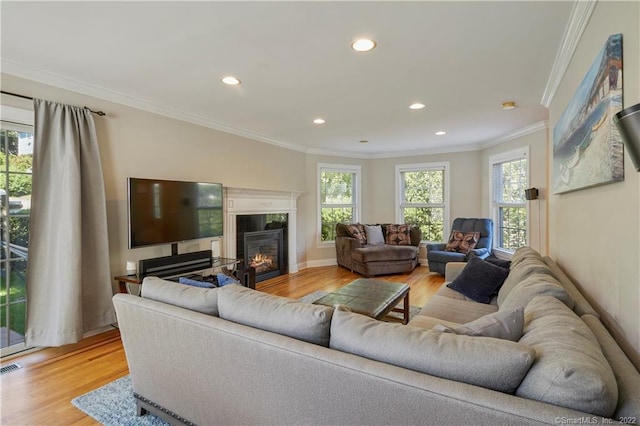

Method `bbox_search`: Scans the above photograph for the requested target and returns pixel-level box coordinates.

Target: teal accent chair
[426,218,493,275]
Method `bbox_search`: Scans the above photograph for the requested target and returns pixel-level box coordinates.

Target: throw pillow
[484,257,511,269]
[433,307,524,341]
[446,256,509,304]
[364,224,385,245]
[141,276,219,316]
[330,306,534,394]
[444,230,480,254]
[516,296,618,417]
[345,223,367,244]
[218,284,334,347]
[384,224,411,245]
[178,276,215,288]
[216,273,240,286]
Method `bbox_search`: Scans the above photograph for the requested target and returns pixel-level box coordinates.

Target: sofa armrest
[445,262,466,282]
[426,242,447,251]
[335,236,364,269]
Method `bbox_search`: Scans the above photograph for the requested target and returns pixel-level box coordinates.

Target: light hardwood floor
[0,265,444,425]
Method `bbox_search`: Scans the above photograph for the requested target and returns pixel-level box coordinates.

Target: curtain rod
[1,90,106,117]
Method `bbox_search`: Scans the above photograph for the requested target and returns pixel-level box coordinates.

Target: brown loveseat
[335,223,421,276]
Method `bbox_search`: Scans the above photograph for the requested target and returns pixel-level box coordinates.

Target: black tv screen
[128,178,223,249]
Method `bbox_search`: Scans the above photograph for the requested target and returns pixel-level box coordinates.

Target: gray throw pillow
[141,276,219,316]
[330,306,534,394]
[433,307,524,341]
[217,284,334,347]
[447,256,509,304]
[364,224,385,245]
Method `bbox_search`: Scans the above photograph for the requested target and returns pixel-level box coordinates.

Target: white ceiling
[1,1,574,158]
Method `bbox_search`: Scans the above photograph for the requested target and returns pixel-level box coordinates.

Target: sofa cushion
[418,294,498,324]
[446,257,509,304]
[517,296,618,418]
[497,257,555,306]
[384,224,411,245]
[330,307,534,393]
[217,284,333,347]
[434,307,524,341]
[445,230,479,254]
[364,225,385,245]
[509,246,544,269]
[141,276,219,316]
[345,223,367,244]
[499,274,574,312]
[351,245,417,263]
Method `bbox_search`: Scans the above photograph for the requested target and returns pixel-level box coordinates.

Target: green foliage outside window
[401,169,445,241]
[1,129,32,349]
[320,170,355,242]
[494,158,527,251]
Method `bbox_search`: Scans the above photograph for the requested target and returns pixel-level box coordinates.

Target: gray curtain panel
[25,99,115,346]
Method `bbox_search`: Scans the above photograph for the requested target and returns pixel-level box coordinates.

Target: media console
[114,253,256,294]
[138,250,213,278]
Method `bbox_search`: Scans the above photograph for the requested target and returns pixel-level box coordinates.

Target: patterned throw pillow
[345,223,367,244]
[385,224,412,245]
[444,230,480,254]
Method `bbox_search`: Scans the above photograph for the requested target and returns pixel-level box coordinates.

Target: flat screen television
[128,178,223,249]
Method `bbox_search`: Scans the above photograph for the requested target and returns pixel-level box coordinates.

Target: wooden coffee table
[313,279,410,324]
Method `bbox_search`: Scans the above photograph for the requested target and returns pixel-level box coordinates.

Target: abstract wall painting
[553,34,624,194]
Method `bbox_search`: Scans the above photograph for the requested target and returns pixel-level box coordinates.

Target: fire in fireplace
[243,229,284,282]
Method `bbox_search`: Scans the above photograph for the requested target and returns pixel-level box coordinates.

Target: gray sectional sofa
[113,247,640,425]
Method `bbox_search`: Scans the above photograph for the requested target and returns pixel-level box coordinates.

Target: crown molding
[480,121,548,150]
[1,59,308,154]
[541,0,597,107]
[2,60,550,160]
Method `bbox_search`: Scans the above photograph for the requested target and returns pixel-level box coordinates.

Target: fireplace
[236,213,288,282]
[244,229,284,281]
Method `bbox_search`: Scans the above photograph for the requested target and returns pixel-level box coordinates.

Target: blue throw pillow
[178,277,215,288]
[447,256,509,304]
[217,273,240,287]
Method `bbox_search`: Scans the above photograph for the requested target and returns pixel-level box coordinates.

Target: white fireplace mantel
[223,187,303,273]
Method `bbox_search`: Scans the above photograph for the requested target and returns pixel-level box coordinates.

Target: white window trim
[317,163,361,247]
[394,162,450,244]
[489,147,529,257]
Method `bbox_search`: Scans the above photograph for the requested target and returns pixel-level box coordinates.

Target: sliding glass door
[0,124,33,356]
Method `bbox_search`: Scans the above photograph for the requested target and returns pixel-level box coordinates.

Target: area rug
[299,290,422,321]
[71,375,169,426]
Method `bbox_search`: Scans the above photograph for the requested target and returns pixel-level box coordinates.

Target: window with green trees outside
[398,163,449,242]
[491,149,528,251]
[1,126,33,355]
[318,164,360,242]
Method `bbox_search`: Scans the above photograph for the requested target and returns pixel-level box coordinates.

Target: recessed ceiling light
[313,118,326,124]
[502,101,516,110]
[221,76,241,85]
[351,38,376,52]
[409,103,426,110]
[435,131,446,136]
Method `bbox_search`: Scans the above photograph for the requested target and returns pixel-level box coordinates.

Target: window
[396,162,449,242]
[318,164,361,243]
[490,148,528,253]
[1,117,33,356]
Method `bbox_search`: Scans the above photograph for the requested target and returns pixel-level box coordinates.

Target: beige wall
[1,74,308,286]
[548,1,640,366]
